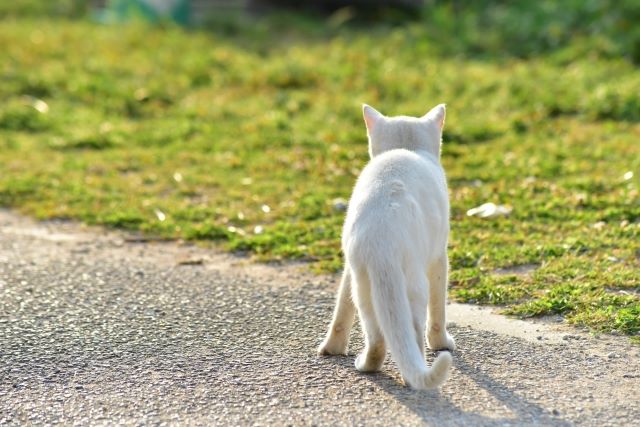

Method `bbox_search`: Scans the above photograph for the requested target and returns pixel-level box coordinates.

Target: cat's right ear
[423,104,446,130]
[363,104,383,133]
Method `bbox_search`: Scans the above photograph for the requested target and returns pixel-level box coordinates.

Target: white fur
[319,103,456,390]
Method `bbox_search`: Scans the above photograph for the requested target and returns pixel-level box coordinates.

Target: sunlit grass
[0,7,638,338]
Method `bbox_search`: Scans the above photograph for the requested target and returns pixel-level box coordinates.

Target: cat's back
[343,148,448,256]
[354,148,446,201]
[346,148,447,225]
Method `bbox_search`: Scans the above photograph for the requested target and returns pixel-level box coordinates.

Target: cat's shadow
[340,350,572,426]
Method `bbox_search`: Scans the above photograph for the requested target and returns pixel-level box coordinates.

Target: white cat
[318,103,456,389]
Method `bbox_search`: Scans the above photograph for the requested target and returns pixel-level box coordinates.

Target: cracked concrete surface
[0,209,638,426]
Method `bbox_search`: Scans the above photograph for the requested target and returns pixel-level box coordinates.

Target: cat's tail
[368,260,452,390]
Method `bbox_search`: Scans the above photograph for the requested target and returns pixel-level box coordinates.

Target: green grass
[0,1,638,338]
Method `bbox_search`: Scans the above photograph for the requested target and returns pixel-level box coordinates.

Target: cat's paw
[317,338,348,356]
[355,352,384,372]
[427,331,456,352]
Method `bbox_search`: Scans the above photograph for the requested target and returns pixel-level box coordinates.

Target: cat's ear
[363,104,383,132]
[423,104,446,130]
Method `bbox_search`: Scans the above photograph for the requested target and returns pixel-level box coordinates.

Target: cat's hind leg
[318,266,357,356]
[352,266,386,372]
[426,255,456,351]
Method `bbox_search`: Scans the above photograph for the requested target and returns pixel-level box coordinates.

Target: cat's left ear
[423,104,446,130]
[363,104,384,132]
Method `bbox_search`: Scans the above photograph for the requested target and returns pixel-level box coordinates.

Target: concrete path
[1,210,638,426]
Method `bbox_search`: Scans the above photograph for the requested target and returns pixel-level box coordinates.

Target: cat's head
[362,104,446,159]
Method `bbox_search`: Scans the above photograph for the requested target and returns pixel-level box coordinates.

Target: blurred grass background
[0,0,638,339]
